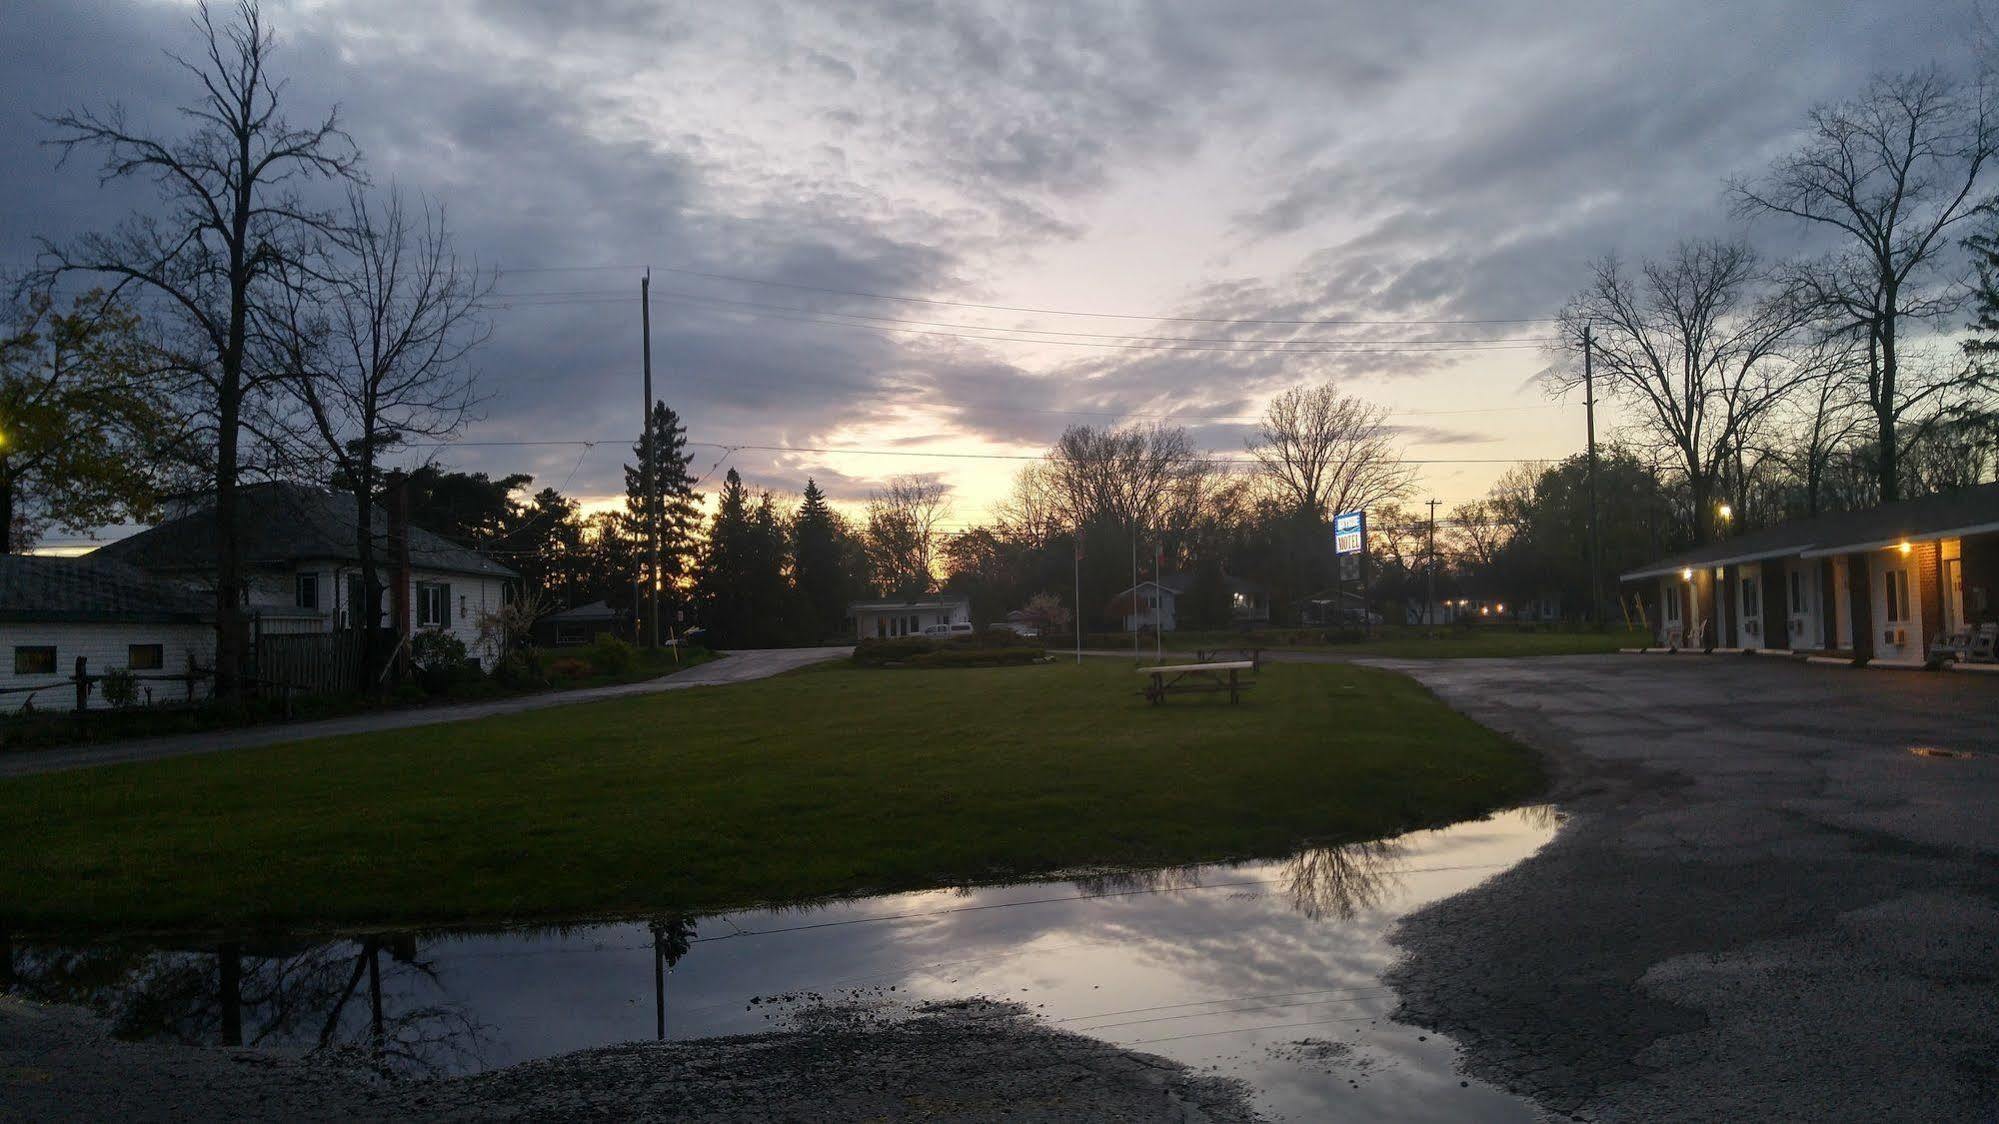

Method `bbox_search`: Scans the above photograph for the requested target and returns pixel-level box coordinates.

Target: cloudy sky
[1,0,1983,534]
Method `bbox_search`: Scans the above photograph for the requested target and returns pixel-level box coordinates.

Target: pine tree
[697,469,754,643]
[792,479,847,639]
[623,400,702,592]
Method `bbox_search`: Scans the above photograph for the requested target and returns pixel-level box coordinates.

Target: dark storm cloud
[1,0,1981,510]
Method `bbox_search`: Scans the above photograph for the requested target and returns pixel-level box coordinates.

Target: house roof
[0,554,209,624]
[843,592,967,608]
[545,600,622,622]
[1118,572,1266,598]
[93,482,517,581]
[1621,480,1999,581]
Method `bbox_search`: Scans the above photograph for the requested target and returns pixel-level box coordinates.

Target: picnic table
[1194,646,1264,671]
[1138,660,1255,705]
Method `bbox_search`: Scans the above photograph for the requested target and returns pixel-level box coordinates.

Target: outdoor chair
[1930,628,1974,664]
[1970,623,1999,664]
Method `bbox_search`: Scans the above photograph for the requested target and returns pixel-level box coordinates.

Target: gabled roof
[1119,572,1267,597]
[93,482,517,580]
[0,555,209,623]
[545,600,622,622]
[1621,480,1999,581]
[848,594,971,611]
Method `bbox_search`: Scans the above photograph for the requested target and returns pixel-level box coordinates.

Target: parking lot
[1375,654,1999,1122]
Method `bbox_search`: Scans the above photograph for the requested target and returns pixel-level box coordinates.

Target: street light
[1717,503,1733,522]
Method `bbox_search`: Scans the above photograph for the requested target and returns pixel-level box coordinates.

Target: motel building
[1620,481,1999,669]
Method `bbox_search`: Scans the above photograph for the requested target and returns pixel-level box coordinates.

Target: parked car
[989,620,1040,637]
[921,622,977,637]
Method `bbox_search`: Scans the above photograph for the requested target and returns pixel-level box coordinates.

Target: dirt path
[0,647,851,779]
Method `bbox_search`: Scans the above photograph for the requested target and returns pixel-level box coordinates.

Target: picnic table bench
[1138,660,1255,705]
[1194,646,1264,671]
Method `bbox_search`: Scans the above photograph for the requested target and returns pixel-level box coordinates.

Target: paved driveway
[0,647,852,779]
[1373,654,1999,1122]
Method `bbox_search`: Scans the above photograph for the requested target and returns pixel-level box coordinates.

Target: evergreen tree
[697,469,756,644]
[623,400,702,592]
[792,479,848,640]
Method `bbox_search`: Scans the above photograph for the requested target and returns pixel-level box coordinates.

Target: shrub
[906,646,1046,668]
[587,634,638,676]
[492,651,543,689]
[546,657,592,680]
[1321,627,1368,645]
[101,667,139,709]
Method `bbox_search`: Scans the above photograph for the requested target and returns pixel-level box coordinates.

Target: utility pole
[1426,498,1439,634]
[642,270,660,649]
[1130,524,1139,661]
[1583,322,1604,628]
[1073,534,1083,665]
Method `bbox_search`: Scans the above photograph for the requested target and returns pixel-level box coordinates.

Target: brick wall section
[2,623,215,711]
[1916,541,1944,652]
[1761,559,1789,649]
[1848,553,1875,662]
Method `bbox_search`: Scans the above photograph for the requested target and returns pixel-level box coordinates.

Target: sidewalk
[0,646,852,779]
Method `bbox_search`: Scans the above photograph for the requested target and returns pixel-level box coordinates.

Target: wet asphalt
[1370,654,1999,1123]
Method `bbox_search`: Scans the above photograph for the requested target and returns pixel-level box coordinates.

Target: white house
[2,555,217,712]
[92,483,518,669]
[1113,572,1271,632]
[850,595,973,639]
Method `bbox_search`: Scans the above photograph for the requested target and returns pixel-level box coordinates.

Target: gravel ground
[0,995,1255,1122]
[1373,655,1999,1123]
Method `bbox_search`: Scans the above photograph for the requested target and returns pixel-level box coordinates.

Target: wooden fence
[253,631,367,697]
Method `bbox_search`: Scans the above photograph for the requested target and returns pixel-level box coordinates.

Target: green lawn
[0,659,1543,934]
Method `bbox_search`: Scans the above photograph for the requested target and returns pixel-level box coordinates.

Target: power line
[492,285,1558,348]
[495,292,1556,356]
[494,262,1560,326]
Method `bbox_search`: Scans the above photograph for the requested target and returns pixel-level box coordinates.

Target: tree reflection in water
[1068,837,1404,923]
[4,935,489,1076]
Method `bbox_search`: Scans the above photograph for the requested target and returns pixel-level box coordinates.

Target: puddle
[2,806,1560,1121]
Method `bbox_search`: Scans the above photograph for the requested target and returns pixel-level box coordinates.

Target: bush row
[853,630,1047,668]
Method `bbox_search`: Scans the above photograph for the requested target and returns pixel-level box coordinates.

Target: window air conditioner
[1744,619,1760,636]
[1788,618,1802,633]
[1882,628,1906,646]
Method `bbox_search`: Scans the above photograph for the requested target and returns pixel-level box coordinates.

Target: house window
[13,646,56,675]
[1741,577,1759,618]
[1664,585,1682,620]
[1884,569,1911,623]
[556,623,588,646]
[128,644,164,671]
[416,582,449,628]
[1789,571,1805,615]
[296,572,320,610]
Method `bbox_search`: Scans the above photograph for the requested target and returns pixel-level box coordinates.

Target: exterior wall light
[1681,568,1693,581]
[1718,503,1733,521]
[1898,541,1913,555]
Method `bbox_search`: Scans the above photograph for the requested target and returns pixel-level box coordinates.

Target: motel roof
[1622,480,1999,581]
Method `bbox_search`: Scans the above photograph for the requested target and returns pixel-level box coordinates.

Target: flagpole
[1074,530,1083,666]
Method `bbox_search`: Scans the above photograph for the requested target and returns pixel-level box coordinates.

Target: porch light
[1681,568,1692,581]
[1898,541,1912,555]
[1496,603,1506,613]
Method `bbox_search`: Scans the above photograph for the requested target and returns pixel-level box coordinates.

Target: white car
[922,622,977,637]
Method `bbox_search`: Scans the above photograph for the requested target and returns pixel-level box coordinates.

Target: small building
[93,482,518,669]
[850,594,973,639]
[1112,572,1271,632]
[533,600,629,647]
[1,554,216,711]
[1621,482,1999,667]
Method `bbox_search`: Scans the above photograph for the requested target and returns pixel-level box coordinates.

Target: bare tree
[37,0,363,694]
[1554,243,1817,544]
[267,187,491,682]
[1767,341,1871,517]
[1044,423,1198,530]
[1247,383,1414,521]
[864,475,951,595]
[1732,67,1999,501]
